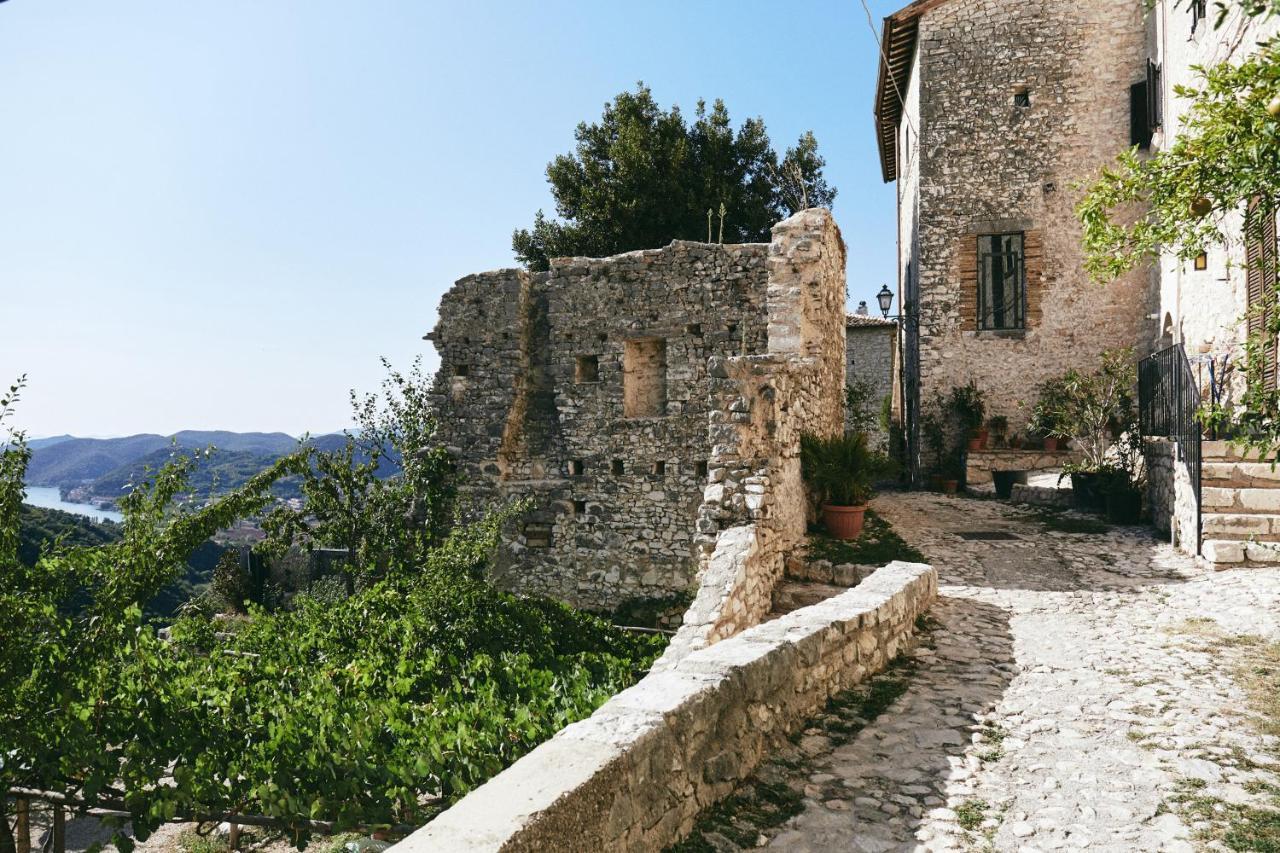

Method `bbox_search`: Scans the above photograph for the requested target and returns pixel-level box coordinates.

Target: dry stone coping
[393,560,937,853]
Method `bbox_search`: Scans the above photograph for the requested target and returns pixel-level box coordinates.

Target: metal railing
[1139,344,1202,553]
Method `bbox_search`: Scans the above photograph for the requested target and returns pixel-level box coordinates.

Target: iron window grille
[977,233,1027,331]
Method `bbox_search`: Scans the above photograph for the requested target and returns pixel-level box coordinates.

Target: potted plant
[1101,415,1145,524]
[922,404,948,491]
[1007,432,1025,450]
[1028,377,1070,452]
[938,454,964,495]
[801,431,894,539]
[987,415,1009,448]
[949,382,987,450]
[991,469,1028,500]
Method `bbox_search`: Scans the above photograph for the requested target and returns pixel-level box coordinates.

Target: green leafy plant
[986,415,1009,445]
[844,379,879,435]
[1028,349,1136,471]
[948,382,986,437]
[800,432,894,507]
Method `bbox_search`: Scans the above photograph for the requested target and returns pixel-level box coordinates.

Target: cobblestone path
[763,492,1280,852]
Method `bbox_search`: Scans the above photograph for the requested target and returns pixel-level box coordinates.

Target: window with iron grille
[977,233,1026,331]
[1190,0,1207,33]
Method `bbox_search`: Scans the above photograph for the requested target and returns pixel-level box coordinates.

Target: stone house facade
[875,0,1157,481]
[844,314,897,449]
[426,210,846,613]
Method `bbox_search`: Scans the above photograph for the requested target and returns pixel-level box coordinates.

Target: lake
[23,485,124,524]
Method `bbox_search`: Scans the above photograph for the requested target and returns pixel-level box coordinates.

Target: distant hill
[25,430,400,503]
[29,434,75,450]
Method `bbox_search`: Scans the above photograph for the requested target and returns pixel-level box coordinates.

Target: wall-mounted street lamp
[876,284,895,318]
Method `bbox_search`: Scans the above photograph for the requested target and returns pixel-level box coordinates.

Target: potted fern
[801,432,893,539]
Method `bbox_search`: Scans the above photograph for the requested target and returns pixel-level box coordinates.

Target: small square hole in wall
[611,459,625,475]
[454,364,470,377]
[1194,252,1208,271]
[652,461,666,476]
[569,460,585,476]
[727,322,738,337]
[686,323,703,337]
[523,522,552,548]
[573,499,587,515]
[575,355,599,383]
[695,460,708,478]
[1014,88,1031,108]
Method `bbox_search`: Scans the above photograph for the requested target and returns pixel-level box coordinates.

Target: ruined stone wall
[394,561,938,853]
[658,209,848,664]
[429,213,846,613]
[911,0,1156,434]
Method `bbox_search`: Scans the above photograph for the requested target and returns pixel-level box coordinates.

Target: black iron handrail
[1138,344,1202,554]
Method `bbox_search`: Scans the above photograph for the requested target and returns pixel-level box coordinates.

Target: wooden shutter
[1024,230,1043,328]
[1130,82,1151,149]
[958,237,978,331]
[1246,197,1278,391]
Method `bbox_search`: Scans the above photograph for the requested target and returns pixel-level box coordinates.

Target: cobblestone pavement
[766,492,1280,853]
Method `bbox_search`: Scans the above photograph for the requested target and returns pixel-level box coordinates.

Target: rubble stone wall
[846,319,897,449]
[428,210,844,613]
[394,561,938,853]
[910,0,1156,433]
[1147,438,1199,554]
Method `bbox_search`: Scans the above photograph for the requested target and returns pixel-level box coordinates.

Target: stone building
[875,0,1156,481]
[426,210,847,612]
[844,314,897,447]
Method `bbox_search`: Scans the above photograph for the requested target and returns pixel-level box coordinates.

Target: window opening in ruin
[977,233,1026,331]
[1194,252,1208,271]
[575,355,599,383]
[569,459,585,476]
[611,459,625,475]
[695,461,708,478]
[454,364,470,377]
[686,323,702,337]
[523,522,552,548]
[1013,88,1031,108]
[623,339,667,418]
[652,461,666,476]
[573,499,587,515]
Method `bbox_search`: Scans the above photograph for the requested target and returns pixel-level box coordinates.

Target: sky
[0,0,903,438]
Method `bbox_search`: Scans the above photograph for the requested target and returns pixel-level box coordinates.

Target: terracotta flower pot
[967,437,985,452]
[822,503,868,540]
[1043,437,1061,452]
[941,479,959,495]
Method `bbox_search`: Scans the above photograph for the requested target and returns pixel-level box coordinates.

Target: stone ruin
[427,209,848,616]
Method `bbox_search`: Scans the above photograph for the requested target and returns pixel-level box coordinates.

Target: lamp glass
[876,286,894,317]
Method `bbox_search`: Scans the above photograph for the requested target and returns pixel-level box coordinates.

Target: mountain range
[24,430,394,503]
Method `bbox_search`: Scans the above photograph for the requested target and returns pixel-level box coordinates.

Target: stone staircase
[1200,440,1280,566]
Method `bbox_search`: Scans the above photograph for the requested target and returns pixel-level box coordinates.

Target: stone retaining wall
[1148,437,1199,553]
[394,561,938,853]
[964,448,1081,486]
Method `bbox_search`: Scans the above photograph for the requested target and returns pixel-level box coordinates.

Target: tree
[512,84,837,270]
[1077,2,1279,450]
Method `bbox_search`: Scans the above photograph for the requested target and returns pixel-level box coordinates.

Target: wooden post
[51,806,63,853]
[228,823,241,851]
[13,800,29,853]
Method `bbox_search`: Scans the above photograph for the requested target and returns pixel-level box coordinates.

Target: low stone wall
[394,561,937,853]
[965,448,1081,485]
[1148,437,1199,554]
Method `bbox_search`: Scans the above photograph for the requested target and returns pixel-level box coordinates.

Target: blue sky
[1,0,901,438]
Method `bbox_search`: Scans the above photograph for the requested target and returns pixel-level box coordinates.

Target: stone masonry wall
[1147,438,1198,553]
[910,0,1156,435]
[846,318,897,449]
[394,561,938,853]
[429,210,843,613]
[658,209,848,665]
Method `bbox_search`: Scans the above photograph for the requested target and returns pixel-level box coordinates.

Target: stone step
[1201,511,1280,540]
[1201,538,1280,565]
[1202,485,1280,512]
[1202,440,1275,462]
[1201,461,1280,487]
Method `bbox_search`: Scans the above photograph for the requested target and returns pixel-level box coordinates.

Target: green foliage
[844,379,879,435]
[800,432,894,507]
[1027,349,1136,472]
[1078,26,1280,454]
[805,510,925,566]
[17,503,120,566]
[0,372,664,848]
[512,84,836,270]
[948,382,986,436]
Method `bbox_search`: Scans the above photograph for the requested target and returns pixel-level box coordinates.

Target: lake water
[23,486,124,524]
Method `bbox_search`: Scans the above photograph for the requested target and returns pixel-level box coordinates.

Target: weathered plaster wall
[393,561,938,853]
[1151,4,1279,402]
[910,0,1156,433]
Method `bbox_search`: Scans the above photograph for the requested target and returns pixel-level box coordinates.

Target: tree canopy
[512,84,836,270]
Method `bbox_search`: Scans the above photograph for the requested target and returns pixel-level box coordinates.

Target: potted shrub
[938,454,964,495]
[922,404,948,491]
[801,431,893,539]
[1028,377,1070,452]
[1046,349,1138,513]
[987,415,1009,448]
[1007,432,1025,450]
[1101,417,1145,524]
[949,382,987,450]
